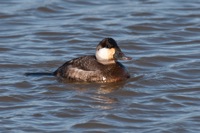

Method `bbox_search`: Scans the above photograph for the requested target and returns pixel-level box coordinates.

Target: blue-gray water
[0,0,200,132]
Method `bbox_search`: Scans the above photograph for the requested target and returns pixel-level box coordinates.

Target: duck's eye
[105,44,110,48]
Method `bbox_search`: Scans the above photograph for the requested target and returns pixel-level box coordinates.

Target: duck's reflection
[60,81,126,110]
[96,81,126,94]
[58,76,142,110]
[62,80,127,94]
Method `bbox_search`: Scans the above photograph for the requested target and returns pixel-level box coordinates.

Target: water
[0,0,200,132]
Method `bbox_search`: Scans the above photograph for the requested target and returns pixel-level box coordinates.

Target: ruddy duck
[54,38,132,83]
[25,38,132,83]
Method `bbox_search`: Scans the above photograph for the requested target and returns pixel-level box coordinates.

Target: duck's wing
[54,56,104,82]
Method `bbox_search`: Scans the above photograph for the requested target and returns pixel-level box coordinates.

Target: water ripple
[1,0,200,132]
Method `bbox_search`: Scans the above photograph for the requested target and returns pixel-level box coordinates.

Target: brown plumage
[54,55,130,83]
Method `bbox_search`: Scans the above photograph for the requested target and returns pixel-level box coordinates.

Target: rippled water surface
[1,0,200,132]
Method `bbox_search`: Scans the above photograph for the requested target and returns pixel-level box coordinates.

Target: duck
[53,38,132,83]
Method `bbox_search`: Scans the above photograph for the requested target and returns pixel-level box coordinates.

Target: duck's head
[95,38,132,64]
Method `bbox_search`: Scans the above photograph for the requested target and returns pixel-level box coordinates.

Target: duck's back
[54,55,130,83]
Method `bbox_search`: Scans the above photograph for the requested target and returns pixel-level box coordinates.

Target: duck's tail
[25,72,54,76]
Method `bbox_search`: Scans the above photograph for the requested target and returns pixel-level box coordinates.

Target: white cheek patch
[96,48,111,60]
